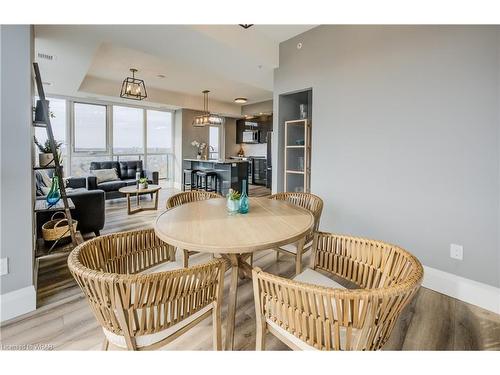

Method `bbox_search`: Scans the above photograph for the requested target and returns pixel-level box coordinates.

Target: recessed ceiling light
[157,74,166,78]
[234,97,248,104]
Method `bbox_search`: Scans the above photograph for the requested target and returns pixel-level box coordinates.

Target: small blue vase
[239,179,249,214]
[46,176,61,206]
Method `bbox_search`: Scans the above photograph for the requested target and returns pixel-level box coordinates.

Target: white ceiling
[34,25,316,112]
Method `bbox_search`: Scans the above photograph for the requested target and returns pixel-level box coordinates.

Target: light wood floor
[1,182,499,350]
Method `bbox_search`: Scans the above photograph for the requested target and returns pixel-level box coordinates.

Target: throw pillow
[40,170,52,187]
[35,170,53,196]
[92,168,119,184]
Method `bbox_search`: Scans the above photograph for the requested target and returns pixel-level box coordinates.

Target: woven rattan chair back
[268,192,323,244]
[166,191,222,209]
[68,228,225,350]
[252,231,423,350]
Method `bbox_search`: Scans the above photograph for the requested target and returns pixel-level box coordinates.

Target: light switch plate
[0,258,8,276]
[450,244,463,261]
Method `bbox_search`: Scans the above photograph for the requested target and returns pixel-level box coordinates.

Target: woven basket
[42,211,78,241]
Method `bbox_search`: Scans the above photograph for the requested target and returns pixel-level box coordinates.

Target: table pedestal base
[221,253,257,351]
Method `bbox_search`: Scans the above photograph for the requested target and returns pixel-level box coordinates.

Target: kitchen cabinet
[236,115,273,144]
[252,157,267,185]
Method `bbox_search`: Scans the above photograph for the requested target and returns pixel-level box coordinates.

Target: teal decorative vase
[46,176,61,206]
[239,179,249,214]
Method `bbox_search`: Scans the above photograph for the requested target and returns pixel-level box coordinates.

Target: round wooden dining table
[154,197,314,350]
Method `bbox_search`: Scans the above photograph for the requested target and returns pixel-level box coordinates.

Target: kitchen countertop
[229,156,266,160]
[184,158,248,164]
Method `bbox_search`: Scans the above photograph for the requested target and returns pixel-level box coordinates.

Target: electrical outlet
[450,244,463,261]
[0,258,8,276]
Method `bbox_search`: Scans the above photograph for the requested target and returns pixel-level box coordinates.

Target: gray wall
[0,25,34,294]
[224,117,240,158]
[181,109,209,159]
[274,25,500,287]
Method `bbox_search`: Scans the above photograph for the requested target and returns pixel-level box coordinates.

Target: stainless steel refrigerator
[266,131,273,189]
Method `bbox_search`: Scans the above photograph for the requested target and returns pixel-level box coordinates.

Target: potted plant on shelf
[138,177,148,190]
[34,137,63,167]
[226,188,240,215]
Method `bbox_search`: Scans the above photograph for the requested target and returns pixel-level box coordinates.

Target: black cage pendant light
[193,90,224,127]
[120,68,147,100]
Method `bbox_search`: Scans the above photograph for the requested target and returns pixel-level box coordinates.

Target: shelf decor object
[46,175,61,206]
[34,136,62,168]
[41,212,78,242]
[192,90,224,127]
[34,99,49,122]
[284,119,311,193]
[120,68,147,100]
[239,179,249,214]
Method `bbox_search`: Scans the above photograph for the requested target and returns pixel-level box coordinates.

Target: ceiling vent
[37,52,55,61]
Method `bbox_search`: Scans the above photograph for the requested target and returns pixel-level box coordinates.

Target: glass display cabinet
[284,119,310,193]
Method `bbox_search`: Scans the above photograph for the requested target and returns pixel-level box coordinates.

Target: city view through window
[37,97,173,179]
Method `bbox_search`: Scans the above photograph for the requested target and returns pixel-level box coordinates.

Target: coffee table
[118,184,161,215]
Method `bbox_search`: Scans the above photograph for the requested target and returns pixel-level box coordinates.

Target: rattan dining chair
[166,191,223,267]
[268,192,323,275]
[68,228,226,351]
[252,231,423,350]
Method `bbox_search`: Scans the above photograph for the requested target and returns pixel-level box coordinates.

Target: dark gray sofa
[35,171,105,236]
[87,160,159,200]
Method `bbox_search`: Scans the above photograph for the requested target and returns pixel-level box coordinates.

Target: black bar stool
[182,169,198,191]
[196,170,218,193]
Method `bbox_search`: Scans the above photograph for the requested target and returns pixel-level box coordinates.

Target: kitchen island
[183,159,249,196]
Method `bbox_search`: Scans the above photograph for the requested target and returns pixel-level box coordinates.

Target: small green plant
[227,188,241,201]
[34,136,63,154]
[139,177,148,184]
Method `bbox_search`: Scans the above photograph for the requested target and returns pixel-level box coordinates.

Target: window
[113,106,144,154]
[68,100,174,180]
[147,110,172,153]
[209,126,220,160]
[74,103,107,151]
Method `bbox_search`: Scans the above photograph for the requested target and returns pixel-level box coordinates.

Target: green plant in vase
[138,177,148,189]
[226,188,240,215]
[34,136,63,167]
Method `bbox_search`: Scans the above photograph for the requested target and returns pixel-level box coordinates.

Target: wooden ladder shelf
[32,62,81,249]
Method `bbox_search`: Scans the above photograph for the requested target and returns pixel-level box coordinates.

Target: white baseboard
[0,285,36,322]
[422,266,500,314]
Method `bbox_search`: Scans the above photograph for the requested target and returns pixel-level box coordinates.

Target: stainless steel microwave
[242,130,259,143]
